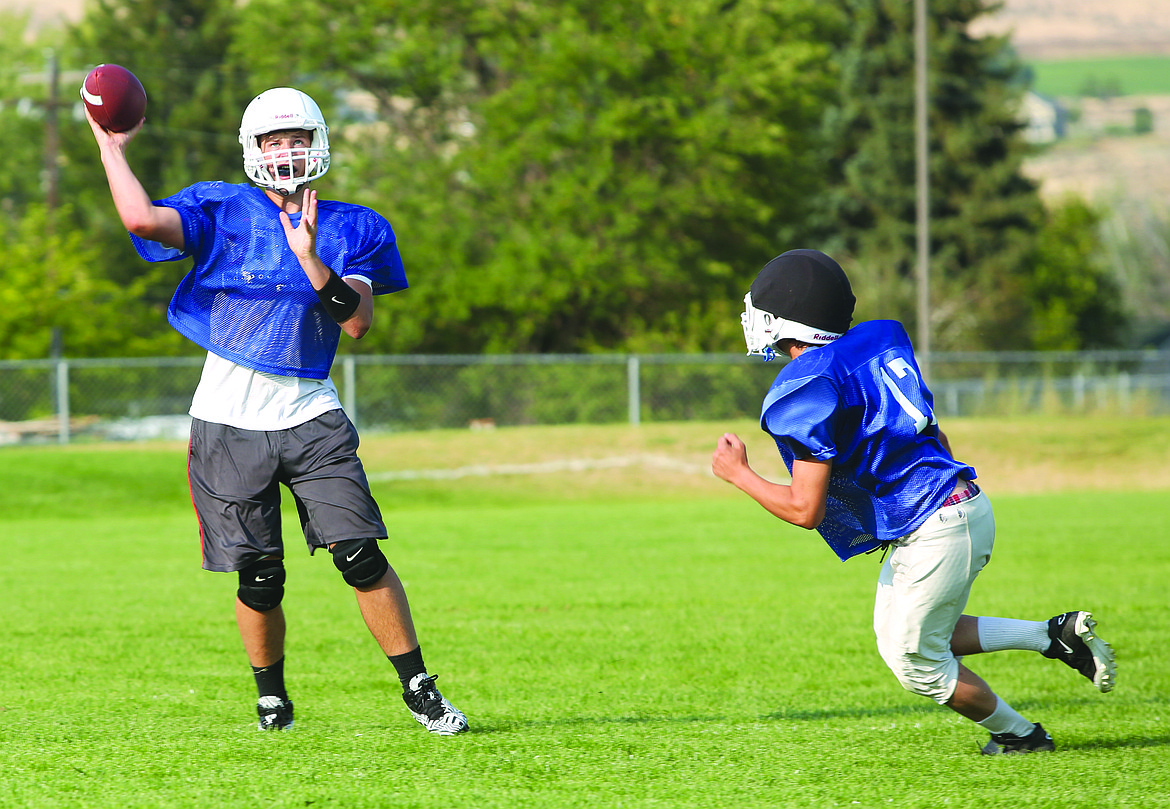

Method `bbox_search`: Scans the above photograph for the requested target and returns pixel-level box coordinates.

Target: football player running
[85,88,467,735]
[712,249,1115,755]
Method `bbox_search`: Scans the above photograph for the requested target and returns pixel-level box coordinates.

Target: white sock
[977,696,1036,738]
[976,617,1050,653]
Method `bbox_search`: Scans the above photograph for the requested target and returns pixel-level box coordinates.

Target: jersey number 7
[880,357,936,434]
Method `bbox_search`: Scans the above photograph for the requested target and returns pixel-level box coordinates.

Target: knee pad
[330,538,389,589]
[237,557,286,612]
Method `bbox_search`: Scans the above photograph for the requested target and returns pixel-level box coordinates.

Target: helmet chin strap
[269,178,308,196]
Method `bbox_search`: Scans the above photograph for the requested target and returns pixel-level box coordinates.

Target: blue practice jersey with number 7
[760,320,976,561]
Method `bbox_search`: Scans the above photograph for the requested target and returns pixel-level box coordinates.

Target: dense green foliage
[1027,198,1125,349]
[229,0,846,353]
[0,0,1129,359]
[0,204,164,357]
[0,12,50,214]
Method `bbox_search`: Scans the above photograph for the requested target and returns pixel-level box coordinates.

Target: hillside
[9,0,1170,55]
[970,0,1170,59]
[2,0,78,30]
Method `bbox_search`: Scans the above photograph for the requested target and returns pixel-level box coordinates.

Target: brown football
[80,64,147,133]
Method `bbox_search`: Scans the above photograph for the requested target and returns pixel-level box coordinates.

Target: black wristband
[316,270,362,323]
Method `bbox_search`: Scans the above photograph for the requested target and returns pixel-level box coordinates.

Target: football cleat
[981,723,1055,756]
[1042,610,1116,693]
[257,695,294,731]
[403,673,468,736]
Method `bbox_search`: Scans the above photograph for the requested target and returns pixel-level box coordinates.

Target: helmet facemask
[239,88,331,194]
[741,291,781,361]
[741,291,846,361]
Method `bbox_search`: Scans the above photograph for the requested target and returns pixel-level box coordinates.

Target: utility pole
[914,0,932,380]
[43,49,66,440]
[44,48,61,211]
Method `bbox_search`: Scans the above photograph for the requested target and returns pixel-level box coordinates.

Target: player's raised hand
[84,106,143,152]
[712,432,750,484]
[279,188,318,261]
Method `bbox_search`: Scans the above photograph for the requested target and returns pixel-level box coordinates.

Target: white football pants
[873,489,996,704]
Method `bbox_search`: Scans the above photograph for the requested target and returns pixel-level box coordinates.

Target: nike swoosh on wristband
[332,296,347,305]
[80,87,103,106]
[346,548,363,562]
[255,575,273,582]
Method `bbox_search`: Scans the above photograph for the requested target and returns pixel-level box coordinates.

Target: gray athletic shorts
[188,409,387,573]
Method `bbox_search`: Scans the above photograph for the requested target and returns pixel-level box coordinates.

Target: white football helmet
[239,88,330,194]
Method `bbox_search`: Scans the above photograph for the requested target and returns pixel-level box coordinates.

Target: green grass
[2,420,1168,808]
[1029,55,1170,98]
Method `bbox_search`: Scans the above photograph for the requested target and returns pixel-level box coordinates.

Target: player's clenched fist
[711,432,749,484]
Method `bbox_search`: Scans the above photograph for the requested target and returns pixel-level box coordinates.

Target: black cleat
[981,722,1055,756]
[403,673,468,736]
[1042,611,1116,693]
[257,695,294,731]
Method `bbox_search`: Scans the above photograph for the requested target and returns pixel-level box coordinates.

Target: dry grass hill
[968,2,1170,213]
[9,0,1170,54]
[970,0,1170,58]
[3,0,78,30]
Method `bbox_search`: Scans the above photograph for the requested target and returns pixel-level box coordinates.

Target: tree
[0,12,61,216]
[232,0,846,353]
[1027,198,1124,350]
[815,0,1077,350]
[0,204,178,358]
[0,13,181,359]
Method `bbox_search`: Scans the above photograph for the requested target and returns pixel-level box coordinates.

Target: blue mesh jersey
[130,182,408,379]
[760,320,976,561]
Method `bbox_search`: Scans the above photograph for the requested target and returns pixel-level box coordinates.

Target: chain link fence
[2,349,1169,444]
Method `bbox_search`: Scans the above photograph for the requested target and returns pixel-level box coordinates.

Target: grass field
[1,418,1168,808]
[1029,55,1170,98]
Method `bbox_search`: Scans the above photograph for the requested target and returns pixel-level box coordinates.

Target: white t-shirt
[188,276,371,430]
[189,352,342,430]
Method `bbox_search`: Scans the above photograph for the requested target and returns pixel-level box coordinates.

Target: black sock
[388,645,427,690]
[251,656,288,700]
